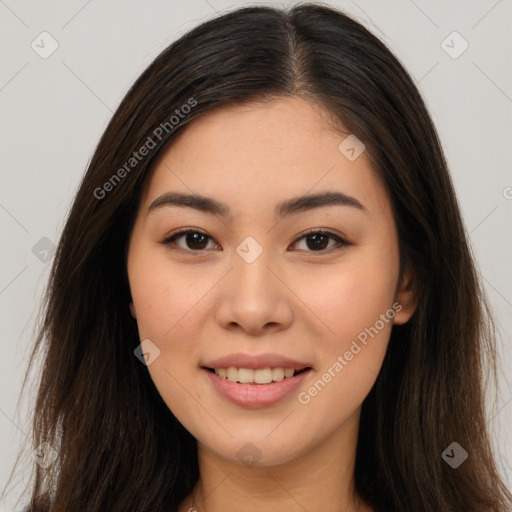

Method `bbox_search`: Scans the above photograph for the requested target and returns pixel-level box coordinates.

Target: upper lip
[202,352,313,371]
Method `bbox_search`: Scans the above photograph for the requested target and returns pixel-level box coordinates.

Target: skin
[127,96,418,512]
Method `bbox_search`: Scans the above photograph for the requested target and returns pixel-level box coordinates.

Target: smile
[208,366,310,384]
[202,366,313,408]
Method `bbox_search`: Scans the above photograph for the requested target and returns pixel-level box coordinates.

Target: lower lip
[202,368,312,408]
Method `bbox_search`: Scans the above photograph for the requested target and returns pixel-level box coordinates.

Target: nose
[214,242,293,336]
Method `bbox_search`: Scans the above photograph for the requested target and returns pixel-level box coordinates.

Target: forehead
[141,97,391,219]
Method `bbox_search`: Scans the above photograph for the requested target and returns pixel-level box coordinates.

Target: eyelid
[161,227,350,254]
[161,228,217,254]
[290,228,349,253]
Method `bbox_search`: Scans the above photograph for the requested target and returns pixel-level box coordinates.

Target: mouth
[201,365,313,408]
[203,366,312,385]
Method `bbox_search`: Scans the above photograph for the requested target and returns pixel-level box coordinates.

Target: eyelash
[161,228,350,255]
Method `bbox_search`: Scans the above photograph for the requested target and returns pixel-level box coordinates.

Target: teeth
[254,368,272,384]
[213,367,304,384]
[238,368,254,383]
[272,368,284,381]
[227,367,238,382]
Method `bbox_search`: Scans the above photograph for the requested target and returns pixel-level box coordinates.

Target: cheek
[293,264,397,437]
[295,248,398,409]
[299,254,398,343]
[129,248,208,341]
[130,268,205,420]
[128,251,219,396]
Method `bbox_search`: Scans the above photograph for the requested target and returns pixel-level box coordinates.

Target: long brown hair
[5,3,511,511]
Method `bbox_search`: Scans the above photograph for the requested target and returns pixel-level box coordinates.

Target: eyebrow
[147,190,367,220]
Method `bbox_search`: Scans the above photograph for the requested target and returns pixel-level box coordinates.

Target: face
[127,96,416,467]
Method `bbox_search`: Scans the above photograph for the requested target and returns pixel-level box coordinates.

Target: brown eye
[163,230,217,252]
[162,228,348,254]
[291,230,347,253]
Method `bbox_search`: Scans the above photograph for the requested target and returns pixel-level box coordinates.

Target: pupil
[187,233,208,249]
[307,234,328,250]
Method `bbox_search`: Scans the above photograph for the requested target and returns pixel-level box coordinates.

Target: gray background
[1,0,511,509]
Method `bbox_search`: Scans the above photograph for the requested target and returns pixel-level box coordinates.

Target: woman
[8,3,511,511]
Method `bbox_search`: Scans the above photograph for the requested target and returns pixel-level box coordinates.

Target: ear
[129,302,137,319]
[393,264,419,325]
